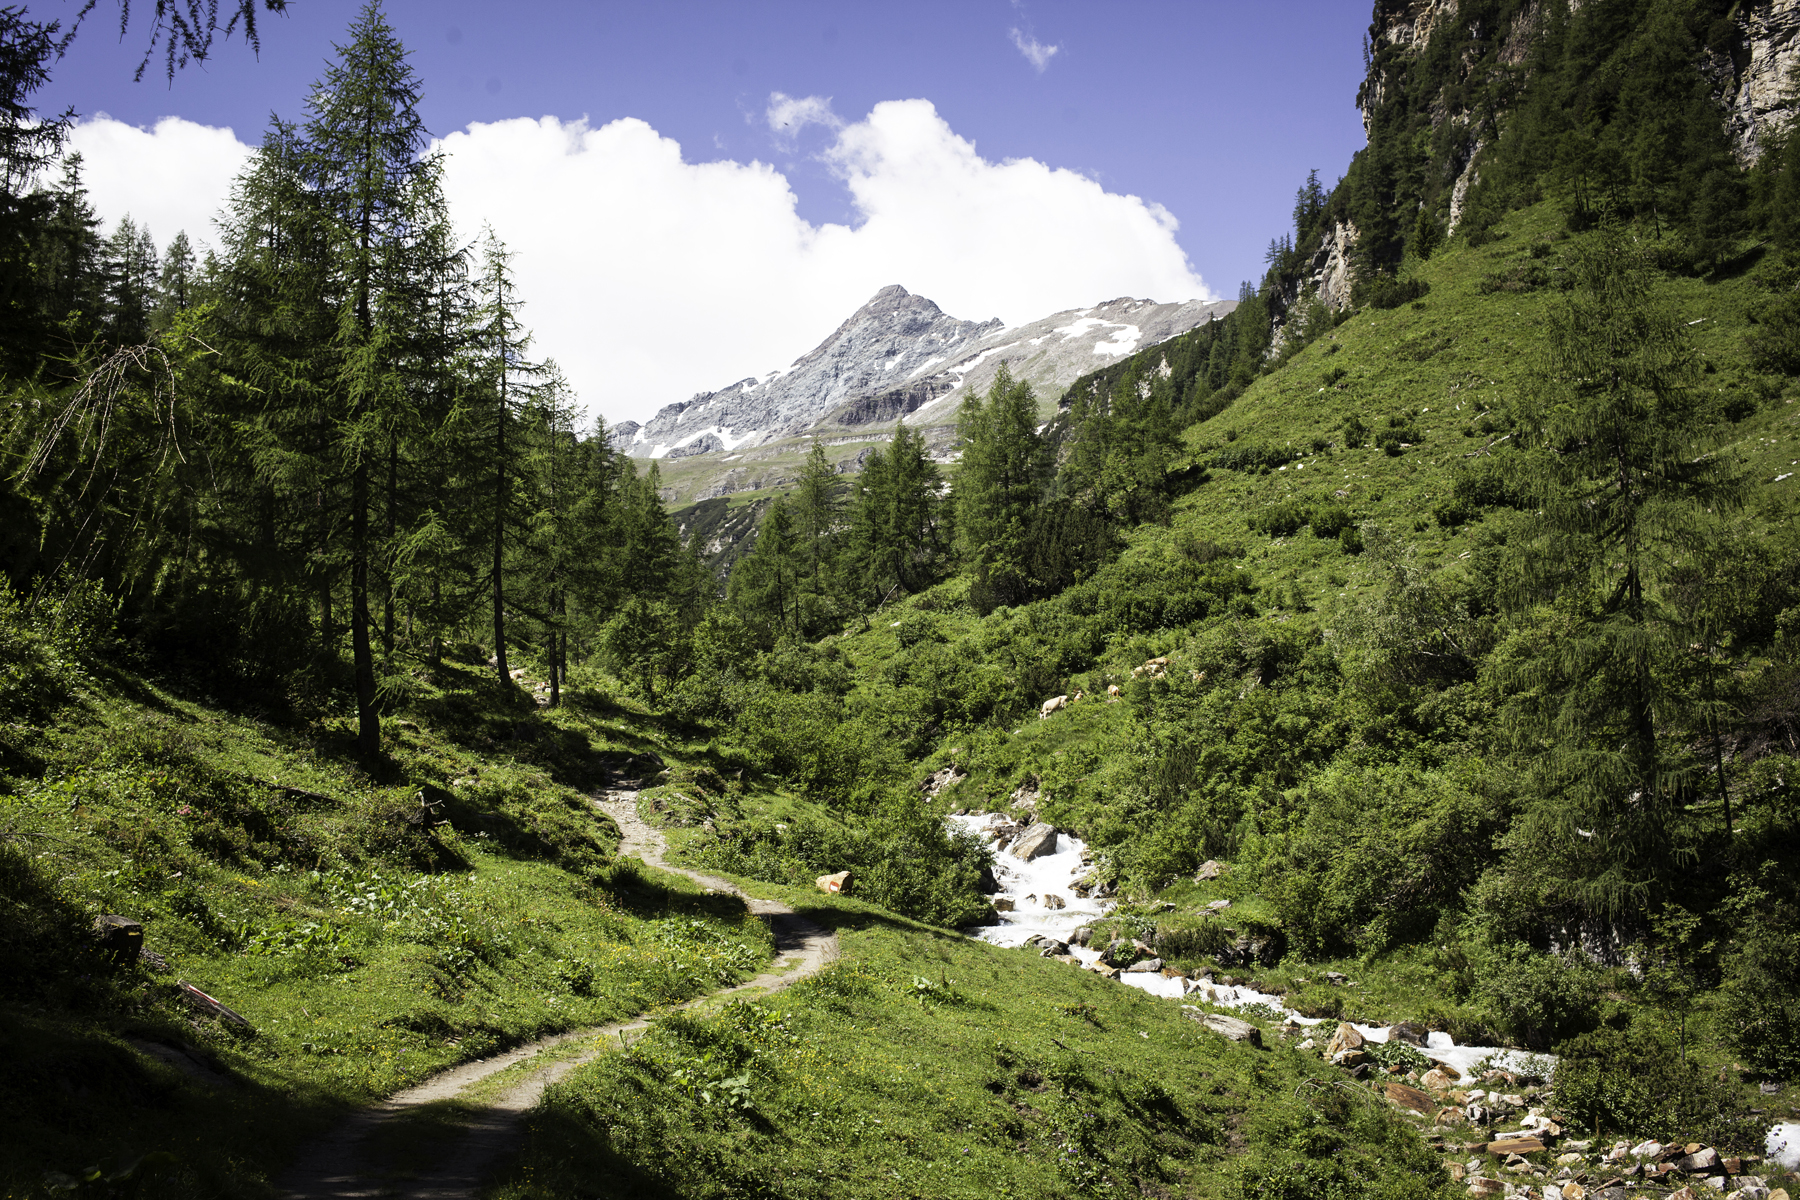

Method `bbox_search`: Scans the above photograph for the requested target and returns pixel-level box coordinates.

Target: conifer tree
[791,439,839,595]
[473,229,542,689]
[731,496,799,640]
[34,153,105,340]
[102,215,157,343]
[301,0,441,758]
[152,230,195,332]
[1502,227,1745,913]
[954,364,1047,609]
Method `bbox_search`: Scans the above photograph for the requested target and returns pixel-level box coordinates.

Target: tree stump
[93,914,144,969]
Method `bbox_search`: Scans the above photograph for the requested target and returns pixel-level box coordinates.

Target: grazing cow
[1106,684,1122,700]
[1039,694,1068,718]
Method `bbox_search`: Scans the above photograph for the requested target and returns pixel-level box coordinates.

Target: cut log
[175,981,253,1031]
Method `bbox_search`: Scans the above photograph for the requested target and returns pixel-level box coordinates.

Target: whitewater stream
[951,812,1800,1168]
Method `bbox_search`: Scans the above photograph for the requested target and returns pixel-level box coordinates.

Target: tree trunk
[352,456,379,761]
[429,576,441,669]
[492,373,509,687]
[383,433,397,652]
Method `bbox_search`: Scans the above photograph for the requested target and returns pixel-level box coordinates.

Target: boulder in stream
[1008,823,1060,861]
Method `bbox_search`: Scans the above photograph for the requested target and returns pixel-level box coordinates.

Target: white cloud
[764,92,843,144]
[66,100,1210,430]
[1009,28,1060,72]
[66,116,253,252]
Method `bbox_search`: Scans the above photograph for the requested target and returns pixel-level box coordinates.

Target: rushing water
[953,812,1539,1078]
[957,809,1800,1169]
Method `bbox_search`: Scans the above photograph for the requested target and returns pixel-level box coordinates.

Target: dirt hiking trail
[276,790,837,1200]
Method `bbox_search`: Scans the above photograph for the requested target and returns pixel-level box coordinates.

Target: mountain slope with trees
[4,0,1800,1196]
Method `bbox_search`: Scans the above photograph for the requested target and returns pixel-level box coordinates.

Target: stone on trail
[1008,823,1060,861]
[815,870,853,895]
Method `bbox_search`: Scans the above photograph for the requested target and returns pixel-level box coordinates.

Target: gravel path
[276,790,837,1200]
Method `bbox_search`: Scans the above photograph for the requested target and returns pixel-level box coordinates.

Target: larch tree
[473,228,543,689]
[1501,226,1745,914]
[302,0,442,758]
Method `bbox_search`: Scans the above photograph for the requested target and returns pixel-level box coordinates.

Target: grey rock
[1099,939,1137,968]
[1676,1147,1721,1173]
[1008,823,1060,861]
[1122,957,1164,973]
[1390,1021,1429,1046]
[1183,1009,1263,1047]
[1195,859,1225,881]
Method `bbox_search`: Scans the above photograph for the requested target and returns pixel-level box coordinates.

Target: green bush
[1719,909,1800,1080]
[1249,501,1310,538]
[686,800,991,929]
[1552,1021,1758,1149]
[1154,921,1229,961]
[1475,944,1606,1049]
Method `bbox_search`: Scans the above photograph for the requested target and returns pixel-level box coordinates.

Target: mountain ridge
[617,285,1234,475]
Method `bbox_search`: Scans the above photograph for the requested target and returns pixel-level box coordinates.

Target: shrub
[1719,909,1800,1080]
[1309,505,1353,539]
[1475,944,1605,1049]
[1249,501,1310,538]
[1553,1021,1759,1149]
[1154,921,1229,961]
[1213,444,1299,473]
[1360,275,1431,310]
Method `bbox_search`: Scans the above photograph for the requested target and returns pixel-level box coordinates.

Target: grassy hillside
[493,892,1455,1200]
[628,199,1800,1169]
[0,617,778,1195]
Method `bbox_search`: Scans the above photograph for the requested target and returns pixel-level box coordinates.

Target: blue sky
[35,1,1372,425]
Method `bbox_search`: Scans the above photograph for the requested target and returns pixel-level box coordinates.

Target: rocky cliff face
[627,286,1233,470]
[1360,0,1800,168]
[1715,0,1800,164]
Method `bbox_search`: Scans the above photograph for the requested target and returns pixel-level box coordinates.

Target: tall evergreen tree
[954,364,1047,609]
[153,230,196,331]
[301,0,442,758]
[473,229,542,689]
[1501,227,1745,914]
[103,214,158,343]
